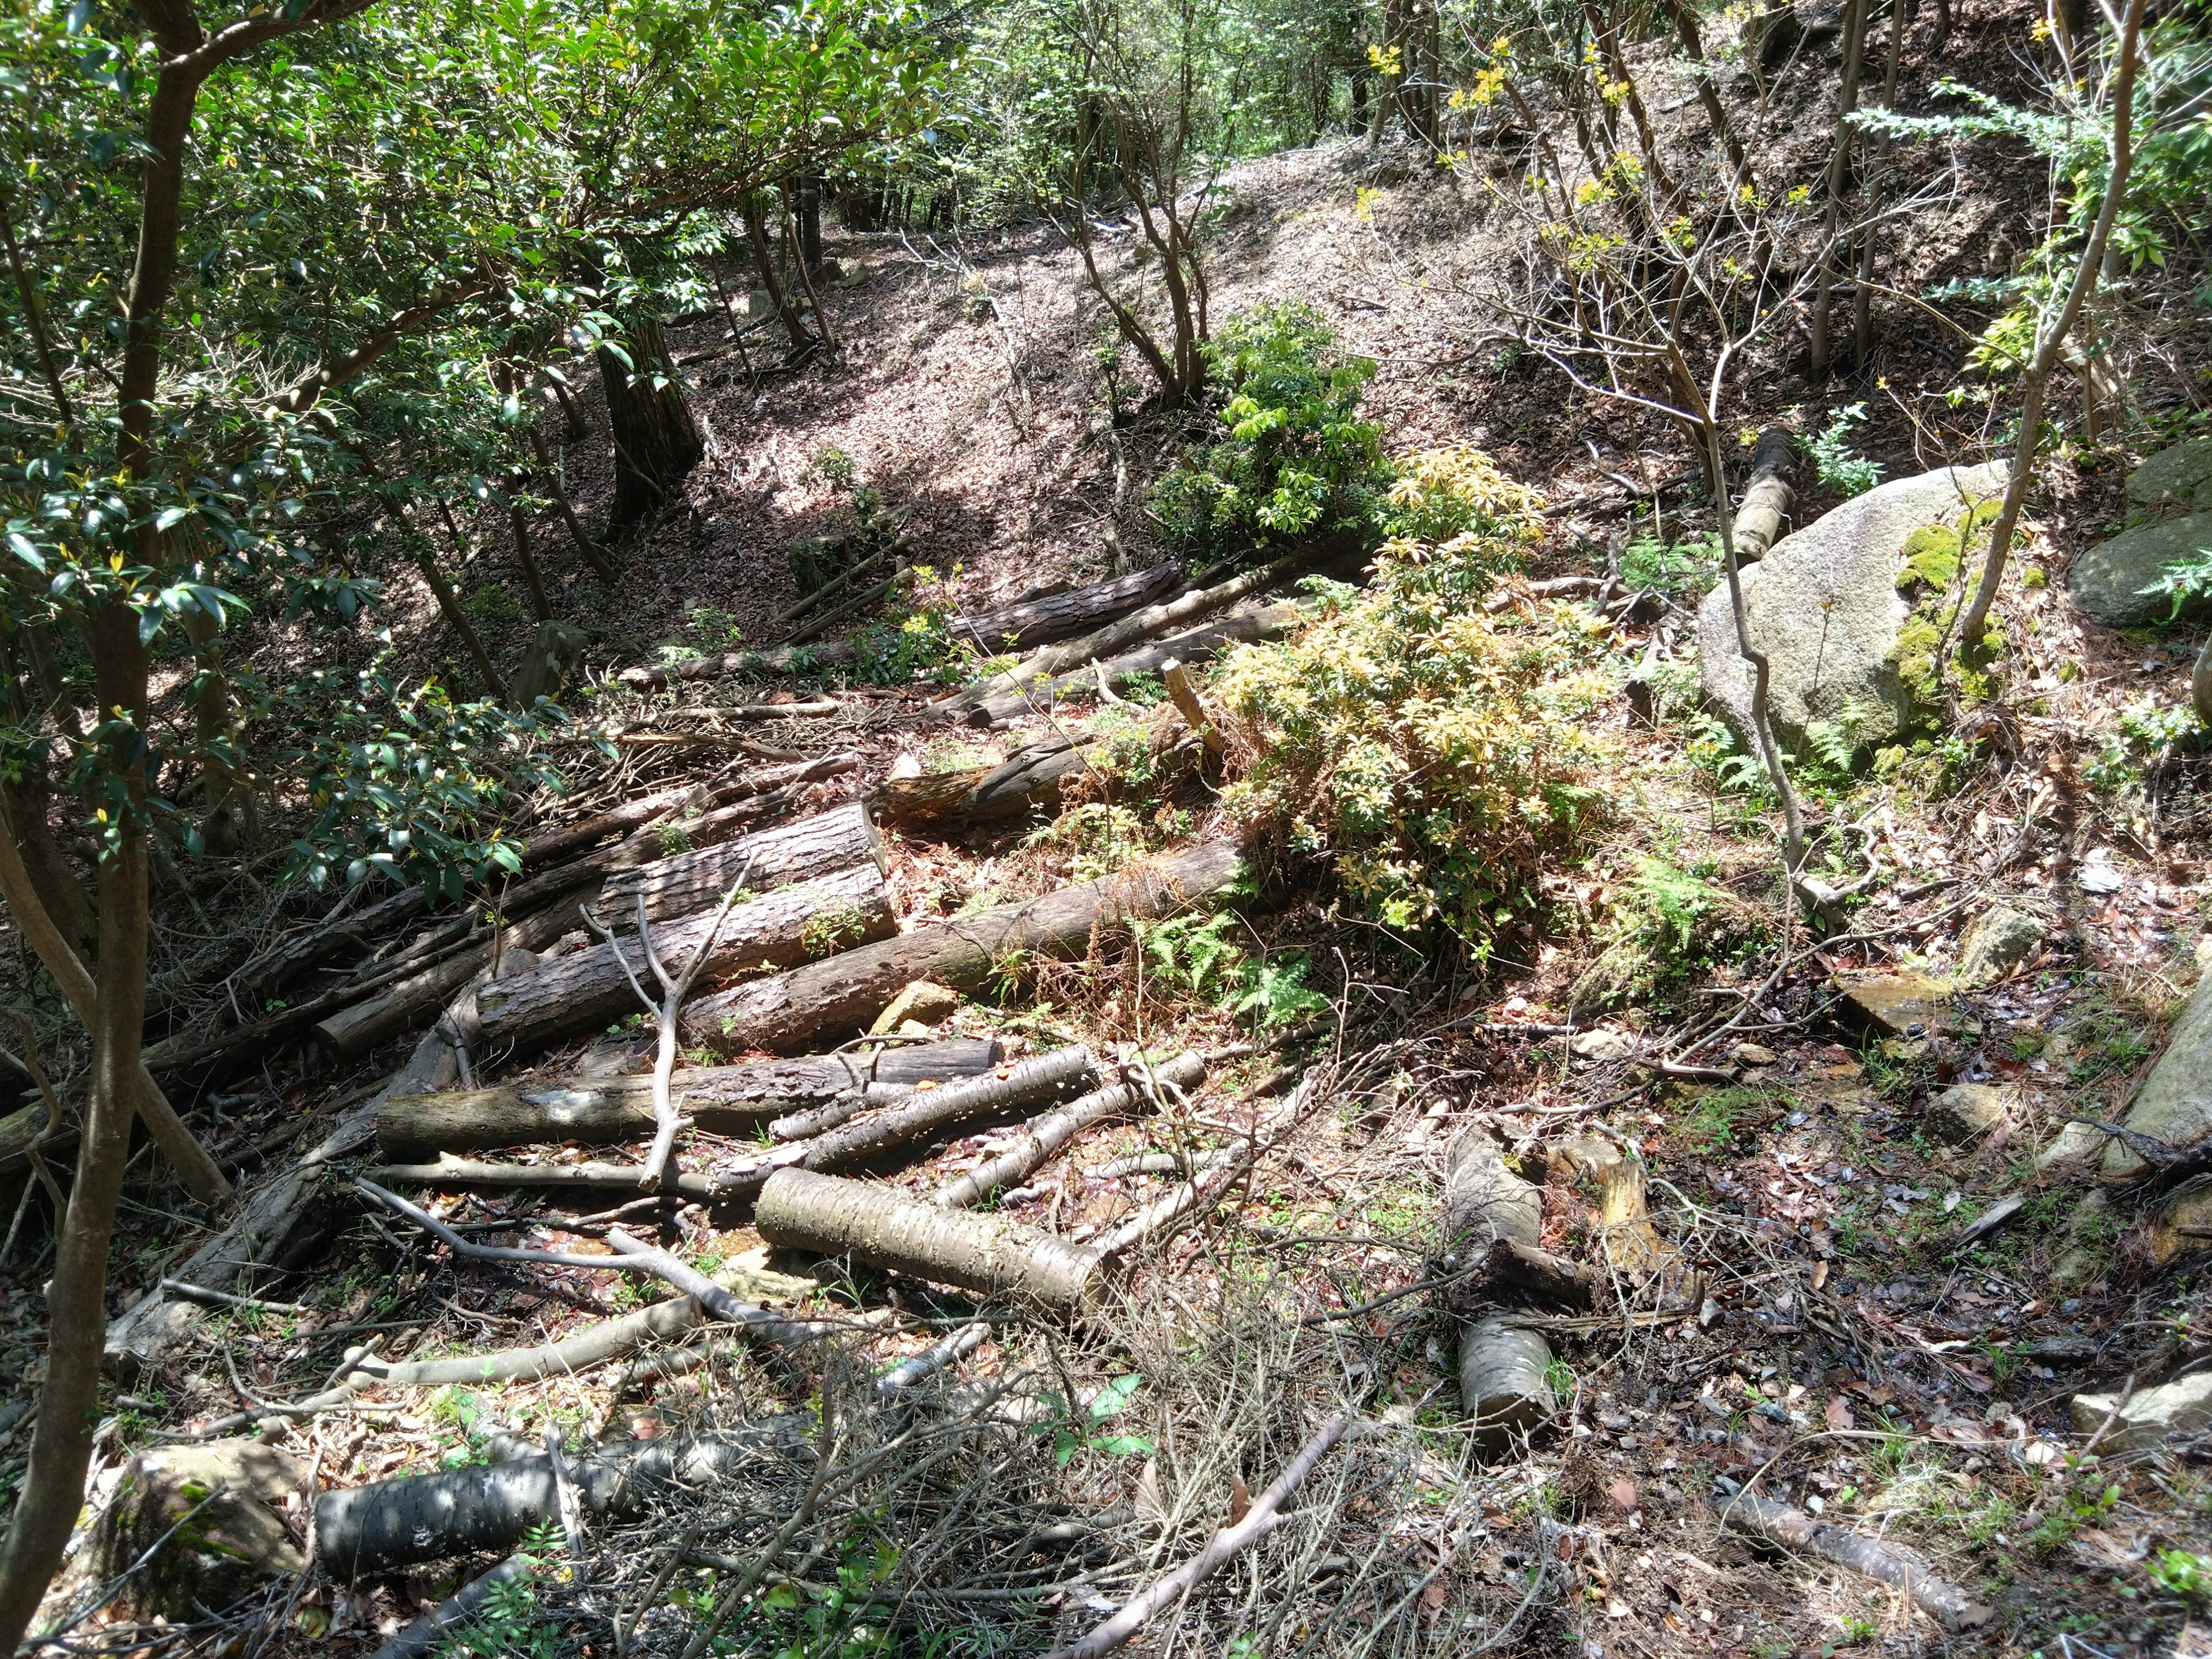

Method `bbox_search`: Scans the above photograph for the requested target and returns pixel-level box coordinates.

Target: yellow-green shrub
[1214,447,1607,963]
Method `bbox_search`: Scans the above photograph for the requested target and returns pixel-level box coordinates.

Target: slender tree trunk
[1958,0,2146,647]
[402,508,506,700]
[599,319,704,530]
[0,739,94,957]
[181,603,247,855]
[1810,0,1871,377]
[796,176,824,272]
[506,498,552,623]
[743,195,812,352]
[0,604,150,1651]
[551,377,591,438]
[1654,0,1755,202]
[523,426,613,578]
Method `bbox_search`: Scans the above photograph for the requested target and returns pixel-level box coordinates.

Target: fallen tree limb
[315,1429,806,1577]
[1091,1070,1320,1259]
[794,1046,1097,1172]
[1043,1412,1347,1659]
[369,1555,529,1659]
[353,1296,703,1389]
[756,1168,1108,1312]
[597,798,882,923]
[941,547,1342,716]
[684,840,1245,1054]
[1444,1131,1556,1459]
[372,1039,1003,1158]
[476,863,895,1056]
[876,1321,988,1396]
[872,733,1097,830]
[1719,1488,1993,1631]
[970,601,1306,726]
[953,562,1186,654]
[1732,427,1796,560]
[936,1052,1205,1210]
[368,1154,724,1200]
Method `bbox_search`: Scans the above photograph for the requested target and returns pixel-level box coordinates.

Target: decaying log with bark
[372,1040,1003,1157]
[1444,1131,1556,1458]
[1721,1489,1994,1631]
[475,863,895,1055]
[796,1046,1097,1171]
[971,602,1305,727]
[597,798,883,923]
[1731,427,1796,562]
[872,734,1097,829]
[756,1168,1108,1312]
[306,904,582,1063]
[315,1430,807,1577]
[369,1555,528,1659]
[936,1051,1205,1209]
[951,563,1185,653]
[684,840,1245,1054]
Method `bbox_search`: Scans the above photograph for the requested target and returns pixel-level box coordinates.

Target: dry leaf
[1134,1459,1166,1528]
[1229,1473,1252,1527]
[1419,1578,1447,1613]
[1608,1476,1639,1514]
[1824,1396,1854,1432]
[1810,1260,1829,1290]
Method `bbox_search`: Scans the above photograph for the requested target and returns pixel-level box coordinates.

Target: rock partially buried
[2067,513,2212,629]
[2103,965,2212,1180]
[2070,1371,2212,1453]
[2128,435,2212,515]
[2151,1176,2212,1265]
[869,980,960,1036]
[1698,463,2008,753]
[1834,971,1952,1038]
[1925,1083,2008,1143]
[1955,904,2046,986]
[58,1440,307,1626]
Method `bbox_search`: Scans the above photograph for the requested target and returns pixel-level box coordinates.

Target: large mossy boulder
[1697,463,2009,754]
[2102,965,2212,1180]
[2067,513,2212,628]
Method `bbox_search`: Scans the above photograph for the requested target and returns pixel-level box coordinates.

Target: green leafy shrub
[1568,854,1764,1010]
[1620,531,1722,596]
[1152,302,1388,560]
[1808,404,1883,497]
[1215,448,1603,962]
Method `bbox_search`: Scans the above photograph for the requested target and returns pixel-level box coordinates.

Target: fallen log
[306,904,585,1064]
[1732,427,1796,562]
[372,1039,1003,1157]
[872,733,1097,829]
[598,798,883,923]
[941,546,1343,715]
[936,1051,1206,1210]
[1476,1237,1601,1309]
[794,1046,1098,1172]
[368,1154,724,1201]
[315,1430,805,1577]
[370,1555,529,1659]
[474,863,895,1056]
[971,601,1305,726]
[756,1168,1108,1313]
[684,840,1245,1054]
[1444,1131,1555,1459]
[1719,1488,1993,1631]
[952,562,1186,654]
[1043,1412,1347,1659]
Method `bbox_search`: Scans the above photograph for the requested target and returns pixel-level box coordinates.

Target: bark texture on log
[973,603,1304,726]
[952,563,1185,653]
[308,904,579,1063]
[599,800,883,922]
[685,841,1245,1055]
[370,1155,725,1200]
[756,1167,1107,1312]
[601,320,703,529]
[1444,1131,1555,1458]
[474,863,893,1055]
[1721,1490,1994,1630]
[873,735,1096,829]
[373,1039,1003,1157]
[315,1431,804,1577]
[1732,427,1796,562]
[369,1556,528,1659]
[937,1051,1205,1209]
[796,1046,1096,1171]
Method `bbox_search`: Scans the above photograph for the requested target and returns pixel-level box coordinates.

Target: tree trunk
[0,772,94,957]
[684,842,1245,1055]
[756,1167,1108,1313]
[181,603,249,855]
[408,540,505,702]
[796,175,824,272]
[475,863,894,1056]
[507,497,552,623]
[372,1039,1003,1157]
[744,195,813,351]
[600,319,704,529]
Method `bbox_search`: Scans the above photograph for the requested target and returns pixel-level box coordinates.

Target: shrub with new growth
[1214,447,1604,963]
[1152,302,1388,561]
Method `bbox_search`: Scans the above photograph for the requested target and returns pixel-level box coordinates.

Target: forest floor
[7,0,2212,1653]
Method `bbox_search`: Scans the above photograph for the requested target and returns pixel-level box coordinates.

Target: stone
[867,980,960,1036]
[2051,1188,2116,1287]
[1955,904,2047,986]
[64,1440,308,1624]
[2104,965,2212,1179]
[2069,1370,2212,1453]
[1698,463,2009,753]
[2066,512,2212,628]
[507,619,589,710]
[2037,1119,2109,1171]
[1926,1083,2008,1143]
[1729,1041,1779,1067]
[887,753,923,781]
[1569,1028,1636,1063]
[2128,436,2212,516]
[1834,971,1953,1037]
[2151,1177,2212,1265]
